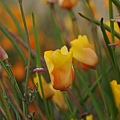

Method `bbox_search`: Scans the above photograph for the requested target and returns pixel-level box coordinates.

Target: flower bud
[0,46,8,61]
[58,0,78,9]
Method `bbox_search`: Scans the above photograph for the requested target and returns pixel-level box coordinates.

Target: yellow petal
[44,46,74,90]
[61,45,68,55]
[33,74,54,99]
[70,35,98,68]
[110,80,120,111]
[86,114,93,120]
[44,51,54,73]
[105,22,120,45]
[49,83,68,110]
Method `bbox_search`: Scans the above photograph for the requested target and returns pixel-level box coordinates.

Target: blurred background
[0,0,119,91]
[0,0,120,119]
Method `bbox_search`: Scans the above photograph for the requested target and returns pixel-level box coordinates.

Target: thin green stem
[63,92,76,119]
[48,3,64,47]
[0,24,27,65]
[78,13,120,40]
[32,13,41,68]
[32,13,50,120]
[109,0,115,44]
[83,66,111,101]
[18,0,31,115]
[68,10,79,38]
[0,60,25,118]
[95,70,108,114]
[0,60,24,100]
[74,66,104,120]
[111,0,120,13]
[0,90,12,120]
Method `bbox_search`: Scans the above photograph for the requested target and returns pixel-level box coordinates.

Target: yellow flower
[110,80,120,111]
[49,83,68,110]
[86,114,93,120]
[70,35,98,69]
[33,73,54,99]
[44,46,74,90]
[58,0,78,9]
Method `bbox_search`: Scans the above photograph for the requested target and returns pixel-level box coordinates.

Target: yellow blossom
[70,35,98,69]
[110,80,120,112]
[33,73,54,99]
[44,46,74,90]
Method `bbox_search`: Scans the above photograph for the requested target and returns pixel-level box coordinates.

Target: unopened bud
[0,46,8,61]
[58,0,78,9]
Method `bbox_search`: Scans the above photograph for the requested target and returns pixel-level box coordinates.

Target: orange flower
[33,73,54,99]
[44,46,74,90]
[70,35,98,69]
[58,0,78,9]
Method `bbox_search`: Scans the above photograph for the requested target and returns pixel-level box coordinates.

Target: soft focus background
[0,0,118,82]
[0,0,120,120]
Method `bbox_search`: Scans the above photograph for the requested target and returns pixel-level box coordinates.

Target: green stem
[0,90,12,120]
[83,67,111,101]
[109,0,115,44]
[95,70,108,114]
[111,0,120,13]
[48,3,64,47]
[0,24,27,65]
[78,13,120,39]
[0,60,25,118]
[63,92,76,119]
[18,0,31,115]
[32,13,41,67]
[68,10,79,38]
[74,66,104,120]
[32,13,50,120]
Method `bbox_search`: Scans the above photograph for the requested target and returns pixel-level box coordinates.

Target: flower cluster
[44,35,99,90]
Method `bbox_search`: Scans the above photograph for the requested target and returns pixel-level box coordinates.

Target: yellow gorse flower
[70,35,98,69]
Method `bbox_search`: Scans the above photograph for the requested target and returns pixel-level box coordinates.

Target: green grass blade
[74,66,105,120]
[100,18,114,65]
[100,18,120,83]
[79,13,120,40]
[32,13,50,120]
[111,0,120,7]
[0,90,13,120]
[0,24,27,65]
